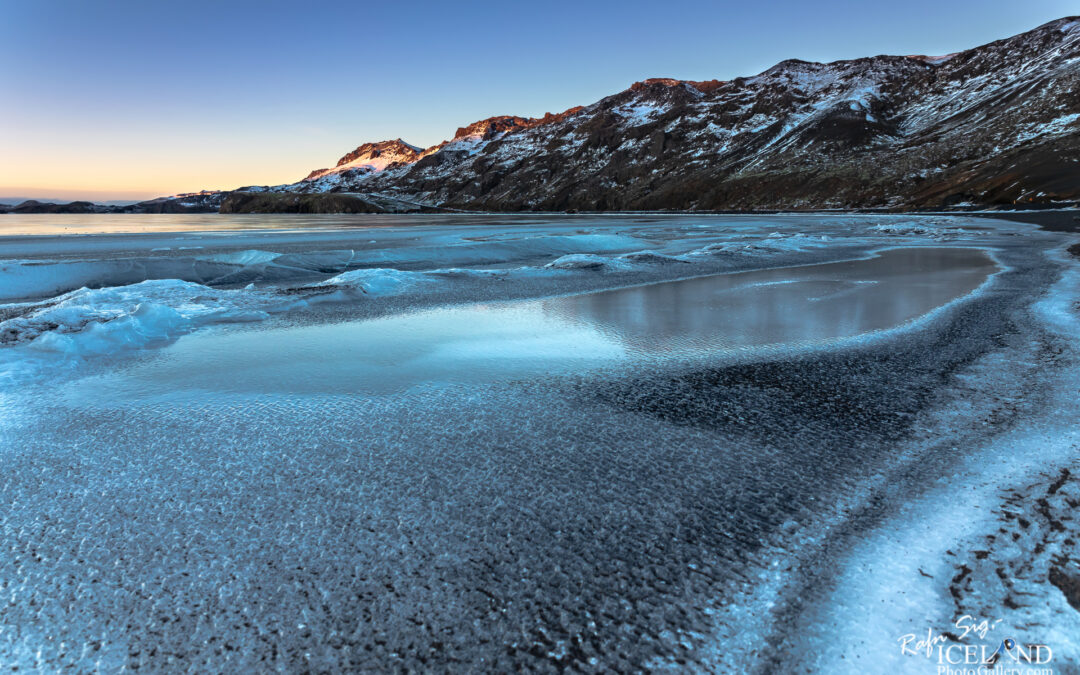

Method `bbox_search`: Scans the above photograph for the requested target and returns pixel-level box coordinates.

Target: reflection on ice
[545,247,996,353]
[66,247,996,399]
[76,305,625,398]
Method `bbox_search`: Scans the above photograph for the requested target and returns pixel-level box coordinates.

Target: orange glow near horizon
[0,121,438,203]
[0,159,311,202]
[0,185,200,202]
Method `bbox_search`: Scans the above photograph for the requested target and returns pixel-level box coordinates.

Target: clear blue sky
[0,0,1073,200]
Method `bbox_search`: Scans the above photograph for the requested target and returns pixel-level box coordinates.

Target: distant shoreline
[3,201,1078,231]
[966,209,1080,233]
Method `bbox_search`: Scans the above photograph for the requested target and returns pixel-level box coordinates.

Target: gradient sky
[1,0,1074,201]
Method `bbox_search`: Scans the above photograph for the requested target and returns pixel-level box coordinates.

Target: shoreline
[752,245,1080,672]
[3,204,1078,224]
[967,209,1080,233]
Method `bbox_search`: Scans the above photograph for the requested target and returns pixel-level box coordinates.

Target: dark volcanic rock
[219,191,386,214]
[0,193,223,215]
[128,195,221,213]
[453,116,534,141]
[1049,565,1080,611]
[11,199,100,214]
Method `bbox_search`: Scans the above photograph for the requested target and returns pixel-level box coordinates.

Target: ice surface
[0,280,298,383]
[0,258,160,301]
[544,253,636,270]
[0,213,1069,671]
[197,249,283,266]
[55,248,997,400]
[0,226,1000,385]
[344,233,647,269]
[771,250,1080,673]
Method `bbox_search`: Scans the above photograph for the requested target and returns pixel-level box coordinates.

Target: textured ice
[197,249,283,266]
[768,251,1080,673]
[0,213,1072,671]
[0,280,298,383]
[0,258,164,301]
[0,216,899,380]
[0,253,336,302]
[868,220,991,239]
[544,253,635,270]
[345,233,646,269]
[616,250,690,264]
[310,267,434,297]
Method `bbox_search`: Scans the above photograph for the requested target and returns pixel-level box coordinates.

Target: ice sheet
[0,213,1070,672]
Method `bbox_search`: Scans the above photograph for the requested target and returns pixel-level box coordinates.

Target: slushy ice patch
[0,280,303,381]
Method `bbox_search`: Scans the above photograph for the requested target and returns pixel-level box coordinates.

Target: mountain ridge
[8,17,1078,215]
[225,15,1080,213]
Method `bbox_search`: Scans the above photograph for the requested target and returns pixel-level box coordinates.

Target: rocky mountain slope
[247,16,1077,212]
[10,17,1079,214]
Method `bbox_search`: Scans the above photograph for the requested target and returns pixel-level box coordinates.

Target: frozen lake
[1,213,1077,672]
[61,247,996,401]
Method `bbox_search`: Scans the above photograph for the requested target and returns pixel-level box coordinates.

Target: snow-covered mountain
[33,16,1075,215]
[301,139,426,184]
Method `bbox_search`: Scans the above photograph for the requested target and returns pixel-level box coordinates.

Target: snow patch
[1015,113,1080,144]
[614,102,663,127]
